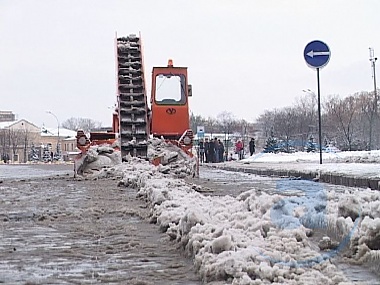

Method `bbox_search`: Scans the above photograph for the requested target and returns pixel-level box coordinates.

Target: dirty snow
[82,146,380,284]
[76,137,197,178]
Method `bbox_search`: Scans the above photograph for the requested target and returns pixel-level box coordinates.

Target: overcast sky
[1,0,379,128]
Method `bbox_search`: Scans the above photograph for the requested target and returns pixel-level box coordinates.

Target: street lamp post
[21,122,28,163]
[46,111,60,159]
[369,48,378,150]
[369,47,378,113]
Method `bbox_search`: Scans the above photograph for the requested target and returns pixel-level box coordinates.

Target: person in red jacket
[235,140,243,160]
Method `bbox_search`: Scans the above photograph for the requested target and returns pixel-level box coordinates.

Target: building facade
[0,111,16,122]
[0,119,78,163]
[0,119,41,163]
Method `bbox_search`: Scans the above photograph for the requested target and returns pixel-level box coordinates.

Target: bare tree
[165,92,380,153]
[235,118,249,152]
[8,129,24,161]
[356,91,378,150]
[61,117,102,132]
[274,107,298,152]
[205,116,217,138]
[216,111,235,156]
[324,95,360,151]
[256,110,276,137]
[0,129,10,160]
[294,93,318,147]
[190,112,205,133]
[217,111,235,135]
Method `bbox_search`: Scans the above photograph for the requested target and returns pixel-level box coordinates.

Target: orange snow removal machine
[76,34,194,162]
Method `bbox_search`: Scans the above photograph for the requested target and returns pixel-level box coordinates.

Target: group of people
[235,140,244,160]
[197,137,256,163]
[198,137,225,163]
[234,138,255,160]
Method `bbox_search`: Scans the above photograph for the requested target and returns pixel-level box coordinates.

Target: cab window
[155,74,186,105]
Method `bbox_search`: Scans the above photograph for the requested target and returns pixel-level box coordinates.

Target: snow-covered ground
[243,149,380,164]
[94,148,380,285]
[223,149,380,195]
[238,150,380,180]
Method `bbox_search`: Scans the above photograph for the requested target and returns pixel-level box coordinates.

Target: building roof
[0,119,40,130]
[0,121,14,128]
[41,127,77,138]
[0,119,77,139]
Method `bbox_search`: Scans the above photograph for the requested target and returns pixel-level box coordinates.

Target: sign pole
[304,40,330,165]
[317,68,323,164]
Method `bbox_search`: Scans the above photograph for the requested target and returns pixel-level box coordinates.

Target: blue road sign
[304,40,331,69]
[197,126,205,138]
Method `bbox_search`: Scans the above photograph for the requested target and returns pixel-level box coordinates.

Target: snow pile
[77,137,197,178]
[244,149,380,164]
[350,191,380,264]
[330,151,380,164]
[146,137,197,178]
[75,141,380,283]
[115,160,380,284]
[243,151,341,163]
[75,145,122,175]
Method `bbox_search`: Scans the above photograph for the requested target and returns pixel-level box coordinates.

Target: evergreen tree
[264,131,279,153]
[29,144,39,161]
[42,145,52,162]
[278,139,295,153]
[305,135,317,152]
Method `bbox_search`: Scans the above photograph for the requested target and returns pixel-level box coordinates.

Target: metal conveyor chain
[117,34,149,159]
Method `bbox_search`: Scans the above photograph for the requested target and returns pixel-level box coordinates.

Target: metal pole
[24,136,27,163]
[23,123,27,163]
[373,60,378,112]
[369,48,378,149]
[21,122,28,163]
[317,68,323,164]
[370,48,378,113]
[224,132,227,161]
[374,60,377,149]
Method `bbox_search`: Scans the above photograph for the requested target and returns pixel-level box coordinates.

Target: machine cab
[150,59,192,141]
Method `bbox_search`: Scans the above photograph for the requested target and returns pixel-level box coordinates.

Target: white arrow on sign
[307,50,330,58]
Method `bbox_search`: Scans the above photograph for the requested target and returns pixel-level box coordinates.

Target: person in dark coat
[198,139,205,163]
[204,138,210,163]
[218,139,225,162]
[249,138,256,156]
[213,138,219,163]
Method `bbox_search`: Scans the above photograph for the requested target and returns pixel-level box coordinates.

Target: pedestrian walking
[235,140,243,160]
[249,138,256,156]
